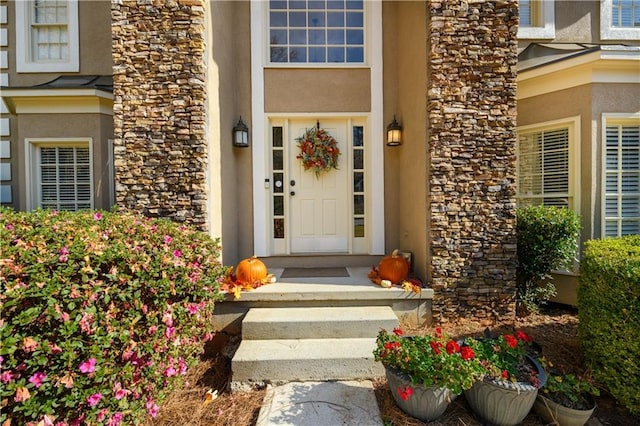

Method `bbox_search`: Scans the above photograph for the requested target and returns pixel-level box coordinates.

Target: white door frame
[250,0,384,256]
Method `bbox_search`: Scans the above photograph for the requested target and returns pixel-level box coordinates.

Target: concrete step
[232,338,384,384]
[242,306,398,340]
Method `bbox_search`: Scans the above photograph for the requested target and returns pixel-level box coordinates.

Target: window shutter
[604,124,640,237]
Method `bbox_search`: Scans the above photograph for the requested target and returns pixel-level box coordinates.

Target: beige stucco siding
[264,69,371,112]
[208,1,253,265]
[382,1,428,280]
[14,113,114,211]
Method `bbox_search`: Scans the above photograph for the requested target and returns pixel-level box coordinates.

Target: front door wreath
[296,125,341,177]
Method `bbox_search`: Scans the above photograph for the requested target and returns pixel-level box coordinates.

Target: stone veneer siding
[111,0,208,229]
[427,0,518,322]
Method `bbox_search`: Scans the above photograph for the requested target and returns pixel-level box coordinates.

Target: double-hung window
[15,0,79,72]
[269,0,365,64]
[601,0,640,40]
[517,118,579,210]
[602,116,640,237]
[518,0,555,39]
[27,139,93,211]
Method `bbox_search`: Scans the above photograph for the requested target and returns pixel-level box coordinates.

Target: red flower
[397,385,413,401]
[384,341,400,351]
[392,327,403,336]
[515,330,532,342]
[430,341,443,355]
[460,346,475,360]
[446,340,460,354]
[504,334,518,349]
[501,370,509,380]
[434,327,443,338]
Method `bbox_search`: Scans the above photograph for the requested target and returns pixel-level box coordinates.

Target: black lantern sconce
[233,116,249,148]
[386,115,402,146]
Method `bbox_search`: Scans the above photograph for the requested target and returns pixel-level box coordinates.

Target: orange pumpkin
[235,256,268,285]
[377,249,409,284]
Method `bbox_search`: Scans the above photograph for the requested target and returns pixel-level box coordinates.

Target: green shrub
[0,208,227,425]
[516,205,581,315]
[578,235,640,415]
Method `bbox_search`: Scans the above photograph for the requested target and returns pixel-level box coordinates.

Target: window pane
[327,47,344,62]
[309,11,325,27]
[346,29,363,44]
[274,218,285,239]
[354,171,364,192]
[327,12,344,27]
[290,29,307,44]
[272,150,283,170]
[270,11,287,27]
[290,47,307,62]
[271,29,287,45]
[354,217,364,237]
[346,47,363,62]
[273,195,284,216]
[353,126,364,146]
[309,29,325,45]
[354,149,363,169]
[289,12,306,27]
[273,172,284,193]
[354,194,364,215]
[309,47,326,62]
[346,11,363,26]
[273,127,283,147]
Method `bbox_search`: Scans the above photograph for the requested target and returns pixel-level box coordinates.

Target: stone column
[111,0,208,230]
[427,0,518,322]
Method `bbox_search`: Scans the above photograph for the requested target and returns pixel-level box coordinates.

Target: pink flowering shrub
[0,208,228,425]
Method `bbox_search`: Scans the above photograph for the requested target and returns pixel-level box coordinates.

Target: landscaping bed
[148,304,635,425]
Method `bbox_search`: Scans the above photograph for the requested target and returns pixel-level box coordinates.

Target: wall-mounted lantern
[386,115,402,147]
[233,116,249,148]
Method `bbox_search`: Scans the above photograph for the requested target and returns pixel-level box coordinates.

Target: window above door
[268,0,365,65]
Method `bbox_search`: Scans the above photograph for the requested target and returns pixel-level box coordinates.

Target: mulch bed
[147,304,635,426]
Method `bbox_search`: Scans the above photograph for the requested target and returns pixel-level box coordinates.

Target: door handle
[290,191,295,196]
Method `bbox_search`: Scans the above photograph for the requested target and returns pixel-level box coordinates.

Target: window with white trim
[518,0,555,39]
[517,118,579,210]
[603,117,640,237]
[268,0,365,64]
[15,0,79,72]
[601,0,640,40]
[28,140,93,211]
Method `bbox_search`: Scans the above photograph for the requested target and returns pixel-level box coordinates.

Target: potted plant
[533,361,600,426]
[463,330,546,426]
[373,327,485,422]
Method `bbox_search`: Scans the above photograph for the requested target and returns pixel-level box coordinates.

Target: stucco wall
[264,69,371,112]
[7,1,113,87]
[383,1,428,280]
[14,113,114,211]
[427,0,519,322]
[208,0,253,265]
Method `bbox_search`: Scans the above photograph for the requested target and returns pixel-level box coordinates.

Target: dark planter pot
[464,355,546,426]
[533,394,596,426]
[385,366,457,422]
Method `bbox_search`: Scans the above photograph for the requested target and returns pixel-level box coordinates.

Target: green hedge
[578,235,640,414]
[0,208,227,425]
[516,205,581,314]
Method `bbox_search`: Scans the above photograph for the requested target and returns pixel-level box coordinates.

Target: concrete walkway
[256,381,383,426]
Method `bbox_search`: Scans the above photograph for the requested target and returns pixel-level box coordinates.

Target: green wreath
[296,127,341,177]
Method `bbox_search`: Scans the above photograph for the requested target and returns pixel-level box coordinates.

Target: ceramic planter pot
[533,394,596,426]
[385,366,457,422]
[464,355,546,426]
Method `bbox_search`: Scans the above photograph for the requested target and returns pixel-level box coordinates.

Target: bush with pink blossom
[0,208,228,425]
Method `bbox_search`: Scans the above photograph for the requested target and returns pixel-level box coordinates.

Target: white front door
[289,119,349,253]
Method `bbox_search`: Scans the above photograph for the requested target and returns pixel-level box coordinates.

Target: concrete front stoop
[231,306,399,387]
